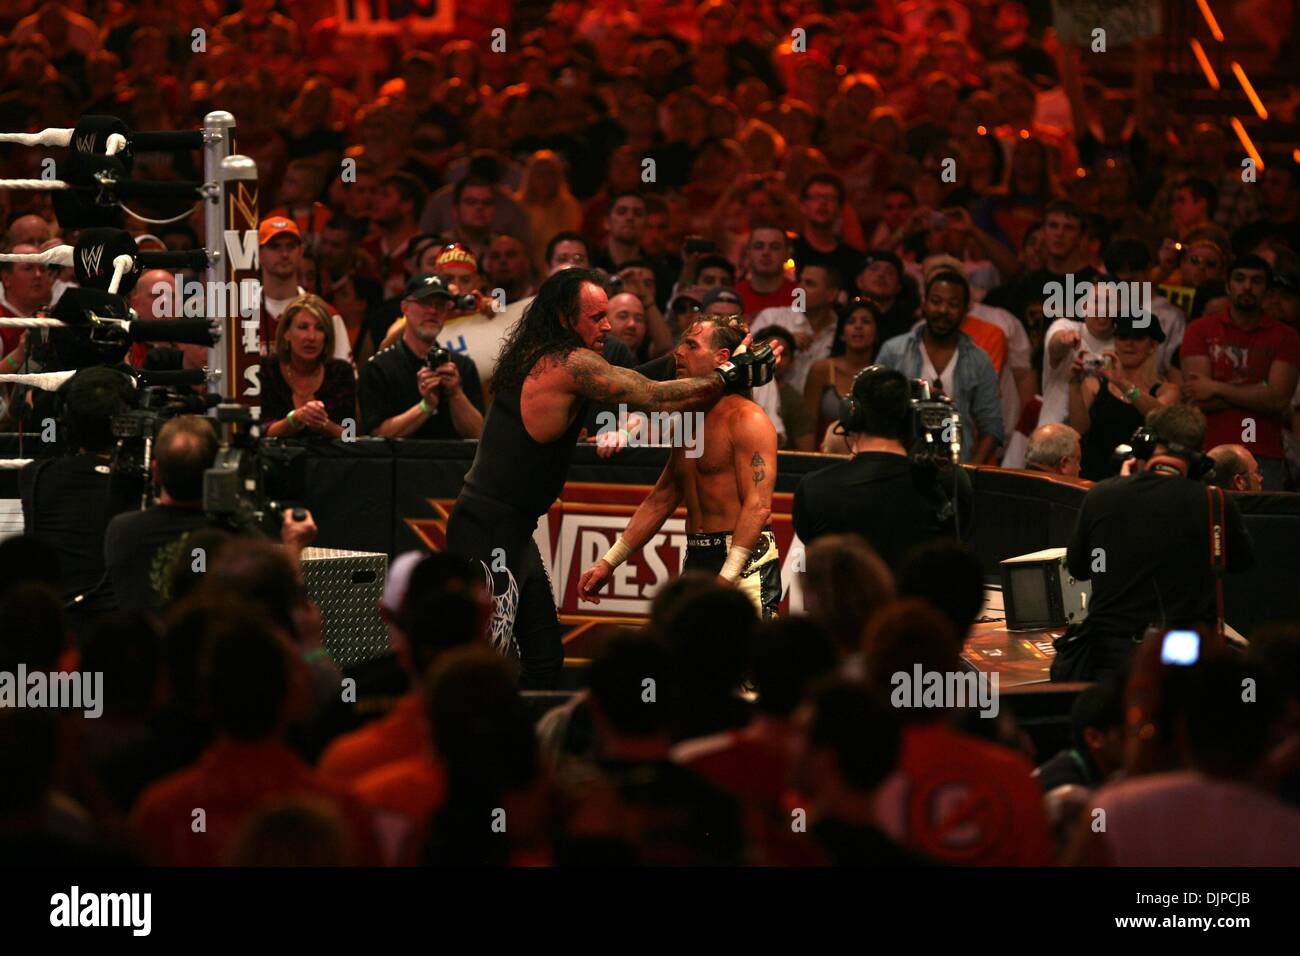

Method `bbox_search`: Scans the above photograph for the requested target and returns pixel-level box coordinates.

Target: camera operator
[358,274,484,439]
[102,415,317,614]
[19,367,142,625]
[1054,405,1254,682]
[792,366,972,571]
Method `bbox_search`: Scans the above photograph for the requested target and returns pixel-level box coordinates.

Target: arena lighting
[976,125,987,136]
[1189,38,1220,90]
[1294,148,1300,164]
[1231,63,1268,119]
[1230,117,1265,170]
[1196,0,1225,42]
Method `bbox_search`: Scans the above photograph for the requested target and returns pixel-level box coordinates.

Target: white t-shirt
[971,301,1031,448]
[1039,318,1114,426]
[919,340,959,398]
[263,286,352,362]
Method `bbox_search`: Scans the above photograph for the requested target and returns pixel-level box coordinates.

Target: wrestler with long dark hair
[447,268,776,688]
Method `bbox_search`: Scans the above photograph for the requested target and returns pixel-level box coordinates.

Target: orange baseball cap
[258,217,302,245]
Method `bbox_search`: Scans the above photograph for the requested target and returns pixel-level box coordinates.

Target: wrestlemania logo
[406,481,808,637]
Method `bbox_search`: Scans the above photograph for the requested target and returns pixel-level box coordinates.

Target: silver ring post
[202,111,235,395]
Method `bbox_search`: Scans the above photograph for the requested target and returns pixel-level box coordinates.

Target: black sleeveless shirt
[460,382,589,523]
[1080,382,1154,481]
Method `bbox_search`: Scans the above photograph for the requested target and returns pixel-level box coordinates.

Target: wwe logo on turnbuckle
[73,132,97,154]
[79,243,105,278]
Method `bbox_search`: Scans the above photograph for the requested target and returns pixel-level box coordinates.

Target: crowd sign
[335,0,455,34]
[1052,0,1160,47]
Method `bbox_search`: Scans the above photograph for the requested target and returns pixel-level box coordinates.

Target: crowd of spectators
[1,0,1299,868]
[2,0,1299,482]
[4,522,1298,866]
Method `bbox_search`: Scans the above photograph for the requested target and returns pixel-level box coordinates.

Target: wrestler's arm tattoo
[565,350,721,412]
[751,452,765,484]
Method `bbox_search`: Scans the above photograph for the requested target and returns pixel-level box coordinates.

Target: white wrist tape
[602,537,633,568]
[719,544,753,582]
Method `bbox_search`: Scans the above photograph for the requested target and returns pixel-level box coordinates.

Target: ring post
[202,110,235,395]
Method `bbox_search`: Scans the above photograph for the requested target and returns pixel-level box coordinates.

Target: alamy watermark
[0,665,102,718]
[594,405,704,459]
[890,665,1000,719]
[151,274,261,319]
[1042,276,1152,322]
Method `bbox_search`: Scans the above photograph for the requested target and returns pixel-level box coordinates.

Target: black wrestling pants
[682,529,782,619]
[445,492,564,690]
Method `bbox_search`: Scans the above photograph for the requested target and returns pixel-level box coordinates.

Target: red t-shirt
[1180,311,1300,459]
[874,721,1052,866]
[737,277,797,318]
[131,738,380,866]
[0,299,25,357]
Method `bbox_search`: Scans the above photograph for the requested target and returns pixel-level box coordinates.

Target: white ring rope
[0,128,73,148]
[0,318,72,328]
[0,370,77,391]
[0,459,36,469]
[105,133,127,156]
[0,246,74,267]
[0,179,74,190]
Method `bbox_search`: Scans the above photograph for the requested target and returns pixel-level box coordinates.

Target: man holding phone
[1054,404,1254,681]
[359,274,485,439]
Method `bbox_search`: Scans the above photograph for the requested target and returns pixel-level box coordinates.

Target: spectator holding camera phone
[359,274,484,439]
[263,295,358,441]
[1067,313,1179,480]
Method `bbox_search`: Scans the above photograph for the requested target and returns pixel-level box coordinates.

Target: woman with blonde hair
[515,150,582,276]
[262,294,357,440]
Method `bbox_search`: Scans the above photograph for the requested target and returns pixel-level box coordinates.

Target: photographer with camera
[358,274,485,440]
[792,366,972,571]
[19,367,142,624]
[1053,405,1254,682]
[1067,313,1179,481]
[103,415,318,614]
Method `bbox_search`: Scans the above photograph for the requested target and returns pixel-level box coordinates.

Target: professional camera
[204,403,307,532]
[111,379,218,507]
[907,378,962,465]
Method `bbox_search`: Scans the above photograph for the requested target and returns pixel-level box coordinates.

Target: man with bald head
[1207,444,1264,492]
[607,291,648,360]
[1025,423,1082,478]
[128,270,205,376]
[5,214,51,248]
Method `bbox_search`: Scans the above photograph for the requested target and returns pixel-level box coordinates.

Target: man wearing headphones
[19,366,142,628]
[1055,404,1254,681]
[791,366,973,571]
[577,315,782,618]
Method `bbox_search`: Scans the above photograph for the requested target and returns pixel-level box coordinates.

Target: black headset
[837,364,897,434]
[1119,426,1216,480]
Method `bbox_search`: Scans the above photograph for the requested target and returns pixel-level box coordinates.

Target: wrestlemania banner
[403,479,809,636]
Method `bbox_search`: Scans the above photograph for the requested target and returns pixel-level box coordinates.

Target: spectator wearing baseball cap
[855,250,919,345]
[1103,237,1186,376]
[700,286,745,318]
[1068,311,1178,481]
[357,274,485,441]
[259,217,353,364]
